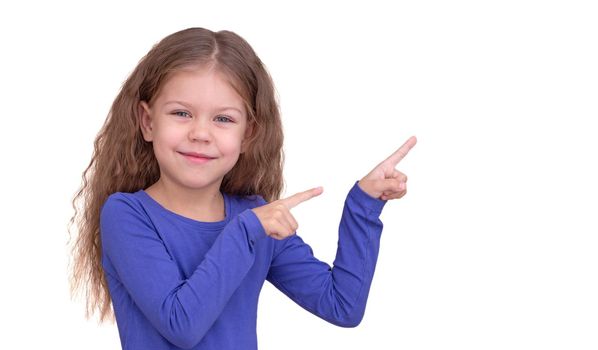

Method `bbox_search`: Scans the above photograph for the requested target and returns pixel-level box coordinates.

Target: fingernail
[399,182,406,190]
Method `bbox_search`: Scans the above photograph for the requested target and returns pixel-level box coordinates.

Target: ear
[138,101,154,142]
[240,122,254,154]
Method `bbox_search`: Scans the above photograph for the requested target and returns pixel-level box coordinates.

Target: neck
[145,178,225,222]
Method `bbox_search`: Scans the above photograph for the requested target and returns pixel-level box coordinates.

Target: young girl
[70,27,416,350]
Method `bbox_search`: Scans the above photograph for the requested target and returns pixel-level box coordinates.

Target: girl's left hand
[358,136,417,201]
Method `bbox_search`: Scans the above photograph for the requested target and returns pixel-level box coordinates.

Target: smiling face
[139,66,251,194]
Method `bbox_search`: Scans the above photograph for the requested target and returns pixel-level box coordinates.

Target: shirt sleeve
[100,194,268,349]
[266,181,386,327]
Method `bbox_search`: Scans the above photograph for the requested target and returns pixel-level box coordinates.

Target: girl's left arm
[266,136,417,326]
[266,182,386,327]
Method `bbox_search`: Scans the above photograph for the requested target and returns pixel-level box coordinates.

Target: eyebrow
[164,100,244,114]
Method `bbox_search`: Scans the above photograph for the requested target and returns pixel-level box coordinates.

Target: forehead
[154,67,245,110]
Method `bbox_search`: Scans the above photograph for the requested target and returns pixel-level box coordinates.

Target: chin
[187,181,222,191]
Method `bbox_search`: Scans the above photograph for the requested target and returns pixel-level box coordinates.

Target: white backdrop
[0,0,596,349]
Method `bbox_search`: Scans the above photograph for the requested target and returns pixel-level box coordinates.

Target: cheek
[155,125,186,146]
[217,130,245,154]
[150,127,182,158]
[151,132,171,149]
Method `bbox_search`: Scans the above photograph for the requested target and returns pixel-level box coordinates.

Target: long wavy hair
[69,28,284,322]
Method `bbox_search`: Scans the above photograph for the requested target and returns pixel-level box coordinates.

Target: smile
[179,152,216,164]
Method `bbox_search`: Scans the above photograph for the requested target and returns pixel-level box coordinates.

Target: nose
[189,117,212,143]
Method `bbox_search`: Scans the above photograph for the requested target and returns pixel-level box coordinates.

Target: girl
[70,27,416,350]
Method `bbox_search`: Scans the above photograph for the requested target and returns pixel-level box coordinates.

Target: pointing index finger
[385,136,417,166]
[282,187,323,209]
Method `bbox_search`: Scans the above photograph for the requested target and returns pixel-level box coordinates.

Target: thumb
[281,187,324,209]
[359,178,405,198]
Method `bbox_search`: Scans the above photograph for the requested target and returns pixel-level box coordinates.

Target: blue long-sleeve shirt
[100,182,386,349]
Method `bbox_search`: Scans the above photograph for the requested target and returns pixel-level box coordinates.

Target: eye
[173,111,191,118]
[214,115,233,123]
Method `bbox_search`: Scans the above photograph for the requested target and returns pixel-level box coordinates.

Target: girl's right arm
[100,194,267,349]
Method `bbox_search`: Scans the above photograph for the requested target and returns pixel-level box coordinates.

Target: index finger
[385,136,417,166]
[281,187,323,209]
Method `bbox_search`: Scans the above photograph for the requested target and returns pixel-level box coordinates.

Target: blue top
[100,182,386,350]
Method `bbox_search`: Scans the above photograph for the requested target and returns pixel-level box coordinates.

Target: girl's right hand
[252,187,323,240]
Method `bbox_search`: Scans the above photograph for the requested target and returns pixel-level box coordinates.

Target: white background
[1,0,597,349]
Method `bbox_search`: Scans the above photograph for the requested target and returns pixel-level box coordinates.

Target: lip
[179,151,217,164]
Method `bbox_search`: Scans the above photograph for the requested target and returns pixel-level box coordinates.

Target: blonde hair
[69,28,284,322]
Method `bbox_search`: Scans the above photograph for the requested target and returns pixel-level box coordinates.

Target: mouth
[179,151,217,164]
